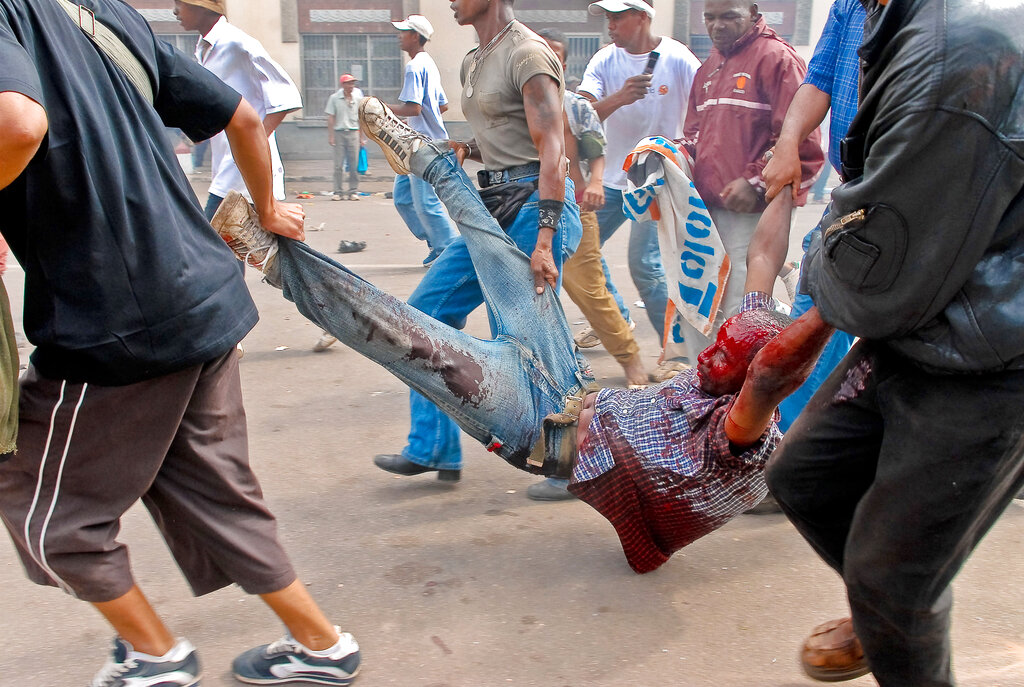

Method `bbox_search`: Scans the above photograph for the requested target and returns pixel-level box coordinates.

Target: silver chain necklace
[465,19,515,98]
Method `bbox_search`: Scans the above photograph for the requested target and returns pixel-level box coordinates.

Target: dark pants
[766,340,1024,686]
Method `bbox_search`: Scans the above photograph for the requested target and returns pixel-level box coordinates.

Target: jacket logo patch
[733,72,752,94]
[658,84,669,95]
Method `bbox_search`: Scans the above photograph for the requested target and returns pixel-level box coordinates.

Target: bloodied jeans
[272,148,592,474]
[766,340,1024,686]
[398,167,582,471]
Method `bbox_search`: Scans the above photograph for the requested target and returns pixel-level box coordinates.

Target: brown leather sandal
[800,617,871,682]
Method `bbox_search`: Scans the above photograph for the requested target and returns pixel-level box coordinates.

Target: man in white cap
[388,14,458,267]
[578,0,700,382]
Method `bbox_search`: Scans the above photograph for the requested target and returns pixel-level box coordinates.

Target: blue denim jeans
[393,173,457,252]
[274,149,590,473]
[776,223,856,433]
[401,159,584,470]
[593,187,668,339]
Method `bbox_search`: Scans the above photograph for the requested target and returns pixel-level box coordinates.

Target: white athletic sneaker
[359,96,437,175]
[232,628,360,685]
[91,637,200,687]
[211,190,281,287]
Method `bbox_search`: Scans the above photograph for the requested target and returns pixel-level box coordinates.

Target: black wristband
[538,199,564,230]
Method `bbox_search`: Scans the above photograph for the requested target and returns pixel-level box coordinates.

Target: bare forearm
[390,101,421,118]
[224,99,276,216]
[262,108,296,137]
[745,189,794,294]
[0,92,47,189]
[776,84,831,151]
[524,76,567,206]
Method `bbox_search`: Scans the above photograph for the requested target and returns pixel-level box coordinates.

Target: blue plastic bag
[357,147,368,175]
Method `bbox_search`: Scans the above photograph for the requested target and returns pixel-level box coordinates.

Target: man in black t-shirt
[0,1,360,684]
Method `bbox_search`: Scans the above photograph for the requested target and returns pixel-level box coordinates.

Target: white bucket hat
[588,0,656,18]
[391,14,434,41]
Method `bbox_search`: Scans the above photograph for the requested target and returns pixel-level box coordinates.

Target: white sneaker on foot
[232,628,360,685]
[359,96,438,175]
[91,638,200,687]
[211,190,281,287]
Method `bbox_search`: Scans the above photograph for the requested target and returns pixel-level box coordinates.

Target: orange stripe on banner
[708,256,731,333]
[662,300,677,350]
[649,199,661,221]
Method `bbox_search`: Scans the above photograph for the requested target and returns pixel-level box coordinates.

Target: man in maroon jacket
[678,0,823,363]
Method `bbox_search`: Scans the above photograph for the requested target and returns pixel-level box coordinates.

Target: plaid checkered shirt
[804,0,866,174]
[569,293,782,573]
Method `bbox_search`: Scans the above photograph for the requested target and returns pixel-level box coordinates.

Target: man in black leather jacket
[765,0,1024,683]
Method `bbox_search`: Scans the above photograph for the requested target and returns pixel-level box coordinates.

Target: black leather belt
[477,161,541,188]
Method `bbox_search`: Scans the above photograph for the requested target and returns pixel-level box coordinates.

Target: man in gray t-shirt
[372,0,584,486]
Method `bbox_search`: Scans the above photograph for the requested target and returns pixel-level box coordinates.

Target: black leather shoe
[373,454,460,482]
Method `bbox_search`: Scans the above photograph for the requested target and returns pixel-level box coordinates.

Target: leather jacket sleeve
[803,0,1024,348]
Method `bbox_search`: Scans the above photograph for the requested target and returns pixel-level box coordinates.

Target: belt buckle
[477,169,509,188]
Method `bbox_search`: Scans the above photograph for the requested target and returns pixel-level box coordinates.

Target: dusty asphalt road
[1,163,1022,686]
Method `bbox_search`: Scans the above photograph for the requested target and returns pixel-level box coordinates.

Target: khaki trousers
[562,210,640,364]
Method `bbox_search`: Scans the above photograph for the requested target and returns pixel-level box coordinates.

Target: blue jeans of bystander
[393,173,458,252]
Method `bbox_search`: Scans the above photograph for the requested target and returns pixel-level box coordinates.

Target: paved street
[2,160,1022,686]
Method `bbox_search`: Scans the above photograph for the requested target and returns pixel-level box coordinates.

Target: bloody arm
[725,306,835,446]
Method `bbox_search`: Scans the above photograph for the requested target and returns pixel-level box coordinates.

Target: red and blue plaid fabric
[570,370,781,573]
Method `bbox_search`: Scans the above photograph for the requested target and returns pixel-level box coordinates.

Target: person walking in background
[677,0,822,365]
[578,0,701,383]
[388,14,459,268]
[0,1,361,684]
[173,0,302,223]
[314,73,366,352]
[326,74,364,202]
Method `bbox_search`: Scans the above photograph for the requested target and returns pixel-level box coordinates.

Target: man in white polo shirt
[388,14,457,267]
[174,0,302,225]
[578,0,700,381]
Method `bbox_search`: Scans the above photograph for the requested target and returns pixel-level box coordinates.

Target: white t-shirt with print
[579,37,699,190]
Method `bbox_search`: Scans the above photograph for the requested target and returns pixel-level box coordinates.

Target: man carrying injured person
[215,97,834,573]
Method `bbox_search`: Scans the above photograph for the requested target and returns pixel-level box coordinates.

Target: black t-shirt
[0,0,257,385]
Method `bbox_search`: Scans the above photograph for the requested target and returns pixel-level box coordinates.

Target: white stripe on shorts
[22,380,88,597]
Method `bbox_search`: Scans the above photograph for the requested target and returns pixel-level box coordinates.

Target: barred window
[301,33,402,117]
[565,34,602,84]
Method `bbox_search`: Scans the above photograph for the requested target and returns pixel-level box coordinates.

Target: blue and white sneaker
[232,628,360,685]
[90,637,201,687]
[422,248,441,267]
